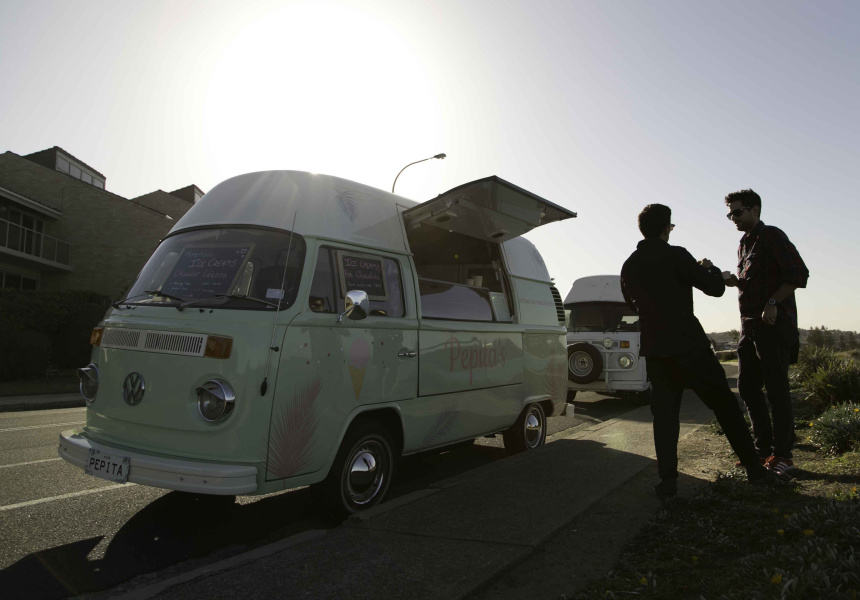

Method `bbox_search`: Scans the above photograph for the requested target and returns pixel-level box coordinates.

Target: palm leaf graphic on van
[265,376,322,479]
[334,189,359,223]
[422,401,460,448]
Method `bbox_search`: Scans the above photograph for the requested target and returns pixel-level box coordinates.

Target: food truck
[564,275,649,399]
[58,171,576,515]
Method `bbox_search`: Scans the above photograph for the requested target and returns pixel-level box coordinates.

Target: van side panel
[522,330,568,416]
[510,277,560,327]
[398,385,522,454]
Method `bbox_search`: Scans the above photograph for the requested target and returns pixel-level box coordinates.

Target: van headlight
[77,363,99,402]
[618,354,634,369]
[196,379,236,422]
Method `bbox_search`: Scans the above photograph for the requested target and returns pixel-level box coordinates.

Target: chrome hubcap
[569,352,593,376]
[524,408,543,448]
[345,440,387,506]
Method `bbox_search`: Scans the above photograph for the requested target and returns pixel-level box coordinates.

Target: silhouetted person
[724,189,809,476]
[621,204,776,499]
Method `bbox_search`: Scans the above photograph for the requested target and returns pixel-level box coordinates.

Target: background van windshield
[566,301,639,333]
[124,227,305,310]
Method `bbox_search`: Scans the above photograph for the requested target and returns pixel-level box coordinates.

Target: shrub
[0,327,52,380]
[715,350,738,361]
[810,403,860,455]
[796,345,842,386]
[0,289,110,380]
[805,360,860,412]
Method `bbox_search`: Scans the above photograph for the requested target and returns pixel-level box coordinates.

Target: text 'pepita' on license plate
[85,449,130,483]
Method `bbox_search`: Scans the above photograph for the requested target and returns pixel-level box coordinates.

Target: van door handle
[398,350,417,358]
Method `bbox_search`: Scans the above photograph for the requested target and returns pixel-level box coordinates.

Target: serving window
[405,226,513,322]
[309,246,405,317]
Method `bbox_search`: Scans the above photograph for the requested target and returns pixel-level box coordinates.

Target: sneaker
[735,456,768,467]
[766,456,795,476]
[654,479,677,500]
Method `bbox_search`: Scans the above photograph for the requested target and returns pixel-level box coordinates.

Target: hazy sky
[2,0,857,332]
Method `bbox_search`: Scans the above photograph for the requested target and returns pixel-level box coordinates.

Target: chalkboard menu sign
[161,245,251,299]
[337,251,388,301]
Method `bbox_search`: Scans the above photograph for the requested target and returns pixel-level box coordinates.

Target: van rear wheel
[317,419,395,517]
[503,403,547,455]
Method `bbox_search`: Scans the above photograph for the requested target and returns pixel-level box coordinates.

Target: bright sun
[203,4,439,186]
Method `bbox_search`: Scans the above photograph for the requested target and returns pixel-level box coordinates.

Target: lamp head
[434,153,446,159]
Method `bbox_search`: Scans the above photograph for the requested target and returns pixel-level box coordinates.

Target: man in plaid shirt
[724,189,809,477]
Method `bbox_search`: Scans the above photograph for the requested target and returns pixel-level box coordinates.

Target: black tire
[566,389,577,403]
[317,419,395,517]
[636,386,652,403]
[567,343,603,384]
[503,403,547,455]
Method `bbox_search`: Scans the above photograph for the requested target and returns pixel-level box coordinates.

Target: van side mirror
[337,290,370,324]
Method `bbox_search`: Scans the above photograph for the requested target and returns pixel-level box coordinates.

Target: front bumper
[58,430,258,495]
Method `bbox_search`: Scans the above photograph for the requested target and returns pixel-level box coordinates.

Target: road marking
[0,421,84,433]
[0,458,62,469]
[0,483,135,512]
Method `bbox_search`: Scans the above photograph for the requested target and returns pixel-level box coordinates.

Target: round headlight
[77,363,99,403]
[619,355,633,369]
[602,338,613,349]
[196,379,236,422]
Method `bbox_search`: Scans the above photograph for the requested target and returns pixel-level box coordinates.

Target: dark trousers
[646,349,760,481]
[737,322,795,459]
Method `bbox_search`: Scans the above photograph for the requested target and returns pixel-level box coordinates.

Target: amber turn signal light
[90,327,104,346]
[620,341,630,348]
[205,335,233,359]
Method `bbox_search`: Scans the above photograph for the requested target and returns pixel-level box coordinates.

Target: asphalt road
[0,391,649,600]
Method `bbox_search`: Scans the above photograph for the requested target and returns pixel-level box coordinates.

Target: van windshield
[123,227,305,310]
[565,301,639,333]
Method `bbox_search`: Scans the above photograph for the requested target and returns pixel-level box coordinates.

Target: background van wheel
[316,419,395,518]
[503,403,547,455]
[568,343,603,384]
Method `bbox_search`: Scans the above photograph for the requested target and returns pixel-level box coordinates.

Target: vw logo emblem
[123,372,146,406]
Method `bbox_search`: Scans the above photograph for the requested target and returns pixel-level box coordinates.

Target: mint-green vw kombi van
[58,171,576,514]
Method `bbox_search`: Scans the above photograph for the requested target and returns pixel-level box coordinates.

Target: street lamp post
[391,153,446,194]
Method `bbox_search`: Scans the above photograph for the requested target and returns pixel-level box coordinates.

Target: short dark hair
[638,204,671,239]
[725,189,761,210]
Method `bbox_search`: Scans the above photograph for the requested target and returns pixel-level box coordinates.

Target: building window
[57,156,70,173]
[0,271,38,290]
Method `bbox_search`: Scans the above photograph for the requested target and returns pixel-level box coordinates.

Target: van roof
[563,275,624,304]
[170,171,416,253]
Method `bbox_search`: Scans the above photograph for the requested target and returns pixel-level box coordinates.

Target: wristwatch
[767,298,777,306]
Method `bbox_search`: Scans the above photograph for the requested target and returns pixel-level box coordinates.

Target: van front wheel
[503,403,547,455]
[318,419,395,517]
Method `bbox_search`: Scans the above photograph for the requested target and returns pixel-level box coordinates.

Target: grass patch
[570,442,860,599]
[0,369,79,397]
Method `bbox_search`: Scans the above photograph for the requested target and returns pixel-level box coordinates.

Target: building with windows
[0,146,203,299]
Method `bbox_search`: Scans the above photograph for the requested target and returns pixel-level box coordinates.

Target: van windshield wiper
[113,290,185,308]
[177,294,280,311]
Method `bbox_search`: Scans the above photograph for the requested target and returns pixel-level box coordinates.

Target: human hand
[762,304,777,325]
[723,273,739,287]
[698,258,713,269]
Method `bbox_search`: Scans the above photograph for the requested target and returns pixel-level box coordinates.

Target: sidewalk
[99,395,715,600]
[0,393,83,412]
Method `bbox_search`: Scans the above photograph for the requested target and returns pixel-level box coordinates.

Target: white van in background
[563,275,649,400]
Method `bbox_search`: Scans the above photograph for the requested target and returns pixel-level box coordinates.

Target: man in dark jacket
[621,204,775,499]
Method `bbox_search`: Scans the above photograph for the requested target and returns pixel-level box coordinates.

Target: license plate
[85,449,130,483]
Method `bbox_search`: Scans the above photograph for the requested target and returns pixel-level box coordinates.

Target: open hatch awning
[401,176,576,244]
